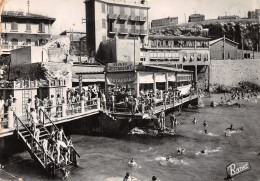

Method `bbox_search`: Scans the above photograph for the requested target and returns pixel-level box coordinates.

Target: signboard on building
[106,72,136,85]
[107,62,134,72]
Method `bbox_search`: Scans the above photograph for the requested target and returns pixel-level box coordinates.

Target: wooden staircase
[14,111,80,178]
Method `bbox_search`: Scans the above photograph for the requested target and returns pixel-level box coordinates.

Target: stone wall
[210,59,260,87]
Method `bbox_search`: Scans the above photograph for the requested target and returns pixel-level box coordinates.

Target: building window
[26,39,31,45]
[109,5,114,15]
[26,23,31,31]
[102,19,106,29]
[102,3,105,13]
[11,38,18,45]
[39,23,45,33]
[11,22,18,31]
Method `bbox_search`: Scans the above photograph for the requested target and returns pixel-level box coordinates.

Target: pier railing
[104,94,198,115]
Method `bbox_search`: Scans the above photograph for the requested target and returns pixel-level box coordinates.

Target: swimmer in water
[152,176,157,181]
[192,118,197,124]
[203,121,208,127]
[128,158,137,167]
[200,150,206,154]
[204,130,208,134]
[177,147,185,155]
[226,124,235,131]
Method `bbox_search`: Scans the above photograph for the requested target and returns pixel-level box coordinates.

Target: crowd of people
[105,86,194,115]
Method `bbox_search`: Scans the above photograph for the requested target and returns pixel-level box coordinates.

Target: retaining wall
[210,59,260,86]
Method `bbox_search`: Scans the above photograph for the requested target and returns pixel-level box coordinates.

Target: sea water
[2,94,260,181]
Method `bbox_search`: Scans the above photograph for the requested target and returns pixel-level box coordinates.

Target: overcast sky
[3,0,260,35]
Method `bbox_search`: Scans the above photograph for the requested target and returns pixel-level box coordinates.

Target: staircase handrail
[39,108,80,158]
[13,113,56,165]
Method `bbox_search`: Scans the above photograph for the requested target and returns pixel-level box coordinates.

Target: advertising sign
[226,161,251,178]
[107,62,134,72]
[106,72,136,85]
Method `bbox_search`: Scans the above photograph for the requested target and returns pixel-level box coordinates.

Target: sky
[2,0,260,35]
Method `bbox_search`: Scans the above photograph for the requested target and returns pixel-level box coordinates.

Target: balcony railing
[108,13,117,20]
[129,29,140,35]
[118,28,128,35]
[118,14,128,21]
[1,45,30,51]
[129,15,137,21]
[140,16,147,22]
[140,29,147,35]
[109,28,117,34]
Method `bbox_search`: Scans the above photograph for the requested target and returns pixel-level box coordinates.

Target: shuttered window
[39,23,45,33]
[102,19,106,29]
[26,23,31,31]
[102,3,105,13]
[11,22,18,31]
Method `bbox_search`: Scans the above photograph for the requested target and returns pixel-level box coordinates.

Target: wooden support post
[97,98,101,110]
[153,73,156,94]
[81,100,84,113]
[8,111,14,128]
[165,73,168,91]
[136,72,140,98]
[62,103,67,117]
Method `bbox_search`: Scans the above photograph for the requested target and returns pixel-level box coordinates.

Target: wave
[155,156,189,166]
[199,130,219,137]
[139,147,153,153]
[195,147,222,155]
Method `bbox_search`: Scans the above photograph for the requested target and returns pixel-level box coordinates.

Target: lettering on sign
[107,62,133,72]
[226,161,251,178]
[107,72,136,84]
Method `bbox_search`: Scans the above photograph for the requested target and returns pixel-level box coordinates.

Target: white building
[0,11,55,56]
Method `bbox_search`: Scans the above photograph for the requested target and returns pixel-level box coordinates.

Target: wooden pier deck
[111,95,198,119]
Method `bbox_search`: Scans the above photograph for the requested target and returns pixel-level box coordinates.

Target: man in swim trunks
[203,121,208,127]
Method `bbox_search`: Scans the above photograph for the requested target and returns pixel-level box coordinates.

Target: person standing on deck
[111,93,115,112]
[0,97,4,131]
[170,112,175,130]
[159,109,165,130]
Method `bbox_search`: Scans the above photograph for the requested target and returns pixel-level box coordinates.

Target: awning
[177,84,191,95]
[139,72,154,84]
[168,73,176,82]
[72,74,105,82]
[155,73,166,82]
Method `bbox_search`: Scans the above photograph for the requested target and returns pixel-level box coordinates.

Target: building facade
[151,17,178,28]
[248,9,260,19]
[210,37,239,60]
[84,0,150,55]
[188,14,205,22]
[0,11,55,56]
[218,15,240,20]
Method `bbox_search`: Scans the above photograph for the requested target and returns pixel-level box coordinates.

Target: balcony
[129,15,137,21]
[107,13,117,20]
[118,14,128,21]
[139,16,147,22]
[109,28,117,34]
[140,29,147,36]
[1,45,30,54]
[129,29,140,35]
[118,28,128,35]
